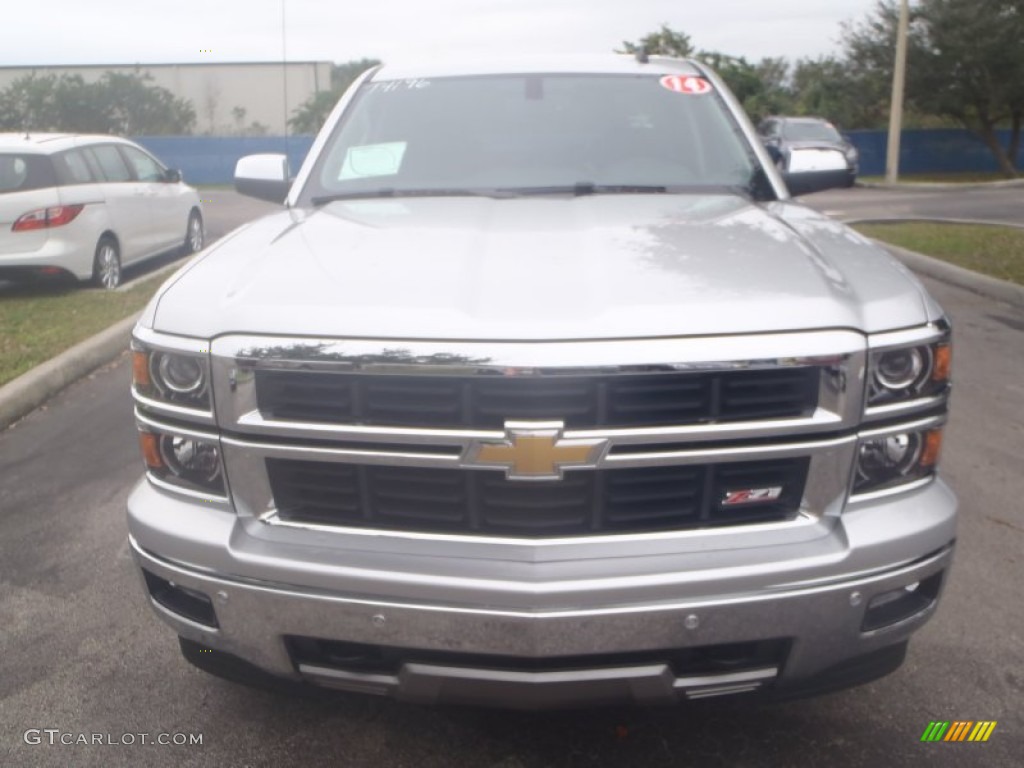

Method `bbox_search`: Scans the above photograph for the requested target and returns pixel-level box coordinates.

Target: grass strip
[854,222,1024,286]
[0,275,166,387]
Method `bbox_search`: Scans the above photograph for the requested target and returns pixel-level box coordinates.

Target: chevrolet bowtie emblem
[466,421,608,481]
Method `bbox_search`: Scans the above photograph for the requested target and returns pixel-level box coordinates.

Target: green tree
[696,53,796,122]
[288,90,342,135]
[789,56,886,128]
[0,74,104,132]
[841,1,934,129]
[842,0,1024,175]
[618,26,795,122]
[289,58,381,134]
[93,72,196,135]
[230,105,270,136]
[0,72,195,135]
[618,24,695,58]
[748,57,797,122]
[698,52,761,103]
[914,0,1024,174]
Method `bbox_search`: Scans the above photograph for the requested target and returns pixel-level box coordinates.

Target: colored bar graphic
[968,722,997,742]
[944,721,972,741]
[921,721,949,741]
[921,720,996,742]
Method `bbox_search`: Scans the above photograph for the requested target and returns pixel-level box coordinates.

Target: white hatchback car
[0,133,204,289]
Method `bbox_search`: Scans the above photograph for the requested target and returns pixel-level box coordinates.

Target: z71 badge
[721,486,783,506]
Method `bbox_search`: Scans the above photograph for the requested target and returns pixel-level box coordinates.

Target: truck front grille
[254,368,820,429]
[266,457,809,537]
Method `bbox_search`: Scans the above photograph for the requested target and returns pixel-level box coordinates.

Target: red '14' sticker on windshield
[659,75,713,95]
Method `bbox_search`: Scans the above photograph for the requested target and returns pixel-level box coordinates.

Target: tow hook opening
[861,571,943,632]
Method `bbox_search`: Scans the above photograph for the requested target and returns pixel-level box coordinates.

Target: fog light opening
[861,572,943,632]
[159,435,222,485]
[143,569,218,628]
[854,426,944,495]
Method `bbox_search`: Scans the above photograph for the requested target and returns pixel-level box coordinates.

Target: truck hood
[149,194,931,340]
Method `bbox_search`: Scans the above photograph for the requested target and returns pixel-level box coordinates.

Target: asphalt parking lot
[1,186,1022,767]
[809,181,1024,227]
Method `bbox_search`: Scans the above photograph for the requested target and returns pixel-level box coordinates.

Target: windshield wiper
[497,183,766,197]
[311,188,512,206]
[312,182,749,205]
[499,183,669,197]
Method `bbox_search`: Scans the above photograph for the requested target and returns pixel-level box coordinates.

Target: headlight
[132,342,211,410]
[876,346,929,391]
[853,425,943,496]
[138,427,226,498]
[132,332,222,500]
[159,434,222,485]
[867,338,951,407]
[155,354,205,396]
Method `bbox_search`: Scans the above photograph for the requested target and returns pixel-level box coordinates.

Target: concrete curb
[849,216,1024,232]
[0,312,140,431]
[858,178,1024,191]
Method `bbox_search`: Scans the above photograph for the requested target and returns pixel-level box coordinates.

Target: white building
[0,61,332,134]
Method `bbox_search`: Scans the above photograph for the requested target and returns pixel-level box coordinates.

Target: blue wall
[847,128,1022,177]
[133,130,1019,185]
[134,135,314,185]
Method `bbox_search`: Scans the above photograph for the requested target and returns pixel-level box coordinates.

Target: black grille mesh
[255,368,820,429]
[267,458,809,537]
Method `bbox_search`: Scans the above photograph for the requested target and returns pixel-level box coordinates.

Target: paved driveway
[806,183,1024,227]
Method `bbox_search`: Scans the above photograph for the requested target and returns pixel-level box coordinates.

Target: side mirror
[782,148,849,196]
[235,154,291,204]
[784,170,850,196]
[163,168,182,183]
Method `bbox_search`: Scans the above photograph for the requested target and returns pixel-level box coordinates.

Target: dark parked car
[758,117,858,188]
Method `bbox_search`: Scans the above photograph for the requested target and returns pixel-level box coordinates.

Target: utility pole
[885,0,911,183]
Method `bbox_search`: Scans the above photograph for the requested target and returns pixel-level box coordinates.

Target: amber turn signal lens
[132,350,151,389]
[932,344,951,383]
[919,429,943,468]
[138,432,164,469]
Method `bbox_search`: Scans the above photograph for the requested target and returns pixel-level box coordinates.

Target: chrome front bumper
[128,477,956,708]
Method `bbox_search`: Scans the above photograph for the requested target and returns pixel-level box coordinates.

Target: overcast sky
[2,0,881,68]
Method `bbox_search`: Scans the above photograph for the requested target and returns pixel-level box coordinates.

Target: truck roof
[372,54,704,82]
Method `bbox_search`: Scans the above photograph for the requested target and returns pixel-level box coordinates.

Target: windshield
[782,121,842,143]
[304,73,760,201]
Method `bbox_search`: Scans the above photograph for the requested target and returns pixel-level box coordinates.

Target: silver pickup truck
[127,55,956,709]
